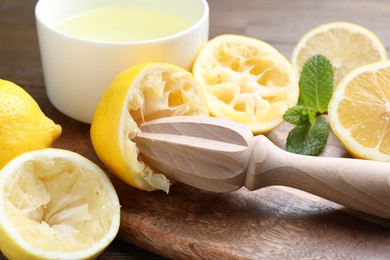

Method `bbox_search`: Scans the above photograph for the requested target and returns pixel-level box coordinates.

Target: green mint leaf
[283,105,309,125]
[299,55,334,113]
[282,55,334,156]
[307,109,317,125]
[286,115,329,156]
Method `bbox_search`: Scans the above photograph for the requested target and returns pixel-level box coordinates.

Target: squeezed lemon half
[192,34,299,134]
[91,62,209,192]
[0,148,120,259]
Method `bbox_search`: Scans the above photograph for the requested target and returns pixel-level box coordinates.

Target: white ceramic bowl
[35,0,209,123]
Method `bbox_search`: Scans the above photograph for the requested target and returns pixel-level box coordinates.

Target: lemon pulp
[193,34,299,134]
[291,22,387,86]
[0,149,120,259]
[91,63,209,192]
[328,61,390,162]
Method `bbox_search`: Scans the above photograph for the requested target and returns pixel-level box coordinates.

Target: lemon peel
[0,79,61,168]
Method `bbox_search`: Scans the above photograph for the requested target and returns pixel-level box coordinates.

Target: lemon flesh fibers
[0,149,120,259]
[0,79,61,168]
[291,22,387,86]
[91,63,209,192]
[193,34,299,134]
[328,61,390,162]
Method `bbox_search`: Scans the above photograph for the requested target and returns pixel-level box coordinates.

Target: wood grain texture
[249,135,390,219]
[136,116,390,219]
[136,116,252,192]
[1,0,390,259]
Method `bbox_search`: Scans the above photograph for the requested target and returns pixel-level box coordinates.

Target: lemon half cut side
[192,34,299,134]
[328,61,390,162]
[291,21,387,86]
[0,148,120,260]
[91,62,209,192]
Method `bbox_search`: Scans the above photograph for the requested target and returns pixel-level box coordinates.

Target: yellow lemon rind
[91,62,209,192]
[0,79,62,169]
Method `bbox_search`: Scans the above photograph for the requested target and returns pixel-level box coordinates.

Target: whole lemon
[0,79,61,168]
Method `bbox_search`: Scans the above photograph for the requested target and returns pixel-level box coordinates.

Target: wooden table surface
[1,0,390,259]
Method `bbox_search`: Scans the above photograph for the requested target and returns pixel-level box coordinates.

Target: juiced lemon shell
[91,62,209,192]
[193,34,299,134]
[0,148,120,259]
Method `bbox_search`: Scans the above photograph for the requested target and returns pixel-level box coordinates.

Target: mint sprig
[283,55,333,156]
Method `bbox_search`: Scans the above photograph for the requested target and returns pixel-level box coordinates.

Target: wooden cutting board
[46,105,390,259]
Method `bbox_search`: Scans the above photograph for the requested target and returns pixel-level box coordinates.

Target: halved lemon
[192,34,299,134]
[291,22,387,86]
[328,61,390,162]
[0,148,120,259]
[90,62,209,192]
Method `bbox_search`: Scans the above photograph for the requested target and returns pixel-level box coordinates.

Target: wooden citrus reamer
[134,116,390,219]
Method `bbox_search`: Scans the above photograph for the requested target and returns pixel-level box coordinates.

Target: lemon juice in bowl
[58,7,192,42]
[35,0,209,123]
